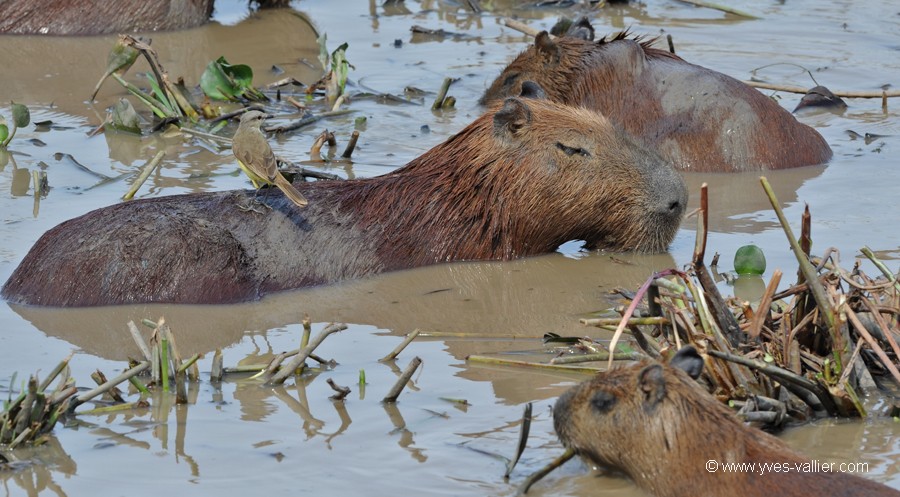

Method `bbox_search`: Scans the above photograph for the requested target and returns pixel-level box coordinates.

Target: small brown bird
[231,110,308,209]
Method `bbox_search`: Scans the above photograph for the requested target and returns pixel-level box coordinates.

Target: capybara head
[481,31,619,106]
[443,89,687,253]
[553,347,713,477]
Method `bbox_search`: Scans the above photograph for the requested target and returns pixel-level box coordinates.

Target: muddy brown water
[1,1,899,495]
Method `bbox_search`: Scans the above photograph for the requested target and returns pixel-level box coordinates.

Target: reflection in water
[0,436,75,497]
[682,165,826,234]
[9,250,679,360]
[383,402,426,463]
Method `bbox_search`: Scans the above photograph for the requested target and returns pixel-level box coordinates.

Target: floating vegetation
[0,102,30,149]
[486,180,899,431]
[0,316,449,449]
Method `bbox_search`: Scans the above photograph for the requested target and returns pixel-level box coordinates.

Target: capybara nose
[659,181,689,219]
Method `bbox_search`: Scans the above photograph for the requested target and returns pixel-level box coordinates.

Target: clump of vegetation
[0,102,30,149]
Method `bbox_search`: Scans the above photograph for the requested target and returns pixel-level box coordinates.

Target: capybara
[0,0,215,35]
[2,92,688,306]
[0,0,290,35]
[482,30,832,173]
[553,346,900,497]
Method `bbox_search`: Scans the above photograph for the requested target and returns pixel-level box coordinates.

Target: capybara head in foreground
[2,88,687,306]
[481,29,832,172]
[553,346,899,497]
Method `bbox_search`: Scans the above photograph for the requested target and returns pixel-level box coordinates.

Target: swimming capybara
[482,30,832,173]
[2,92,688,306]
[553,346,900,497]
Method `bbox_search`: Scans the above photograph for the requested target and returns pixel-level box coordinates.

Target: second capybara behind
[481,28,832,173]
[2,91,688,306]
[0,0,291,35]
[553,346,900,497]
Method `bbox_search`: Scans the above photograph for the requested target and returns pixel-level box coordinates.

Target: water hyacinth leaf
[200,57,266,102]
[110,98,142,134]
[11,103,29,128]
[0,123,8,146]
[143,73,177,116]
[317,33,329,73]
[91,36,140,100]
[200,58,240,101]
[331,42,350,96]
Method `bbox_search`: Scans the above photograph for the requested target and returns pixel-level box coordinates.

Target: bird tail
[274,174,309,208]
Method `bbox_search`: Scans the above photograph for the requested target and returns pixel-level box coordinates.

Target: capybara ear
[568,16,595,41]
[493,98,532,138]
[669,345,704,380]
[535,31,561,64]
[519,81,546,100]
[637,364,667,411]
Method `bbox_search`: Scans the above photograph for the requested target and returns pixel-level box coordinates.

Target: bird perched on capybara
[2,90,687,306]
[481,25,832,173]
[553,346,900,497]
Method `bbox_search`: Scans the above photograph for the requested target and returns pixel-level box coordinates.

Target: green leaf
[331,42,350,95]
[107,37,140,76]
[11,103,29,128]
[200,57,239,101]
[200,57,266,102]
[317,33,329,74]
[142,73,177,115]
[734,244,766,275]
[109,98,142,134]
[92,36,142,100]
[0,123,8,146]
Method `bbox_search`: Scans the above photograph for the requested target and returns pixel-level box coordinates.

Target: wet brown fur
[0,0,215,35]
[553,348,899,497]
[482,32,832,173]
[2,97,687,306]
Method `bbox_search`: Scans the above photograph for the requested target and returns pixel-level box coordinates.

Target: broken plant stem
[502,18,546,39]
[860,246,900,293]
[843,305,900,385]
[674,0,760,19]
[760,177,841,367]
[327,378,351,401]
[707,349,837,415]
[38,353,73,392]
[127,320,152,362]
[580,316,669,327]
[380,329,420,362]
[111,73,168,118]
[517,448,575,495]
[71,362,150,411]
[505,402,532,478]
[341,130,360,158]
[383,356,422,403]
[265,109,353,134]
[744,81,900,98]
[431,77,453,111]
[550,352,641,364]
[467,355,600,374]
[607,269,682,368]
[122,150,165,201]
[268,323,348,385]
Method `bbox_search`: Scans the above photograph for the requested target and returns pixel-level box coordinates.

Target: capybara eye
[556,142,591,157]
[502,73,519,88]
[590,390,617,413]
